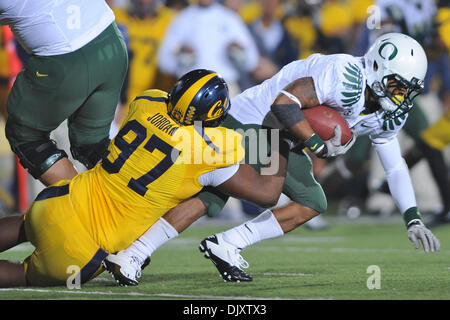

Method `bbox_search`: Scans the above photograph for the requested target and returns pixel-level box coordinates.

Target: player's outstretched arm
[373,138,440,253]
[270,77,355,158]
[215,140,290,208]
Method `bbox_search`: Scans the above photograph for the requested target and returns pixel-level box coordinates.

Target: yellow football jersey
[70,89,244,253]
[114,7,176,106]
[421,110,450,151]
[0,28,9,78]
[284,16,317,59]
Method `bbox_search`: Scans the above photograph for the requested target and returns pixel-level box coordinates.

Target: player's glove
[306,125,356,158]
[407,219,440,253]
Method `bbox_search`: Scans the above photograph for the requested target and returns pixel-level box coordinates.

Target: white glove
[321,125,356,158]
[407,220,440,253]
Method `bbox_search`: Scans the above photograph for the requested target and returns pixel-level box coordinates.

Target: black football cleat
[199,234,252,282]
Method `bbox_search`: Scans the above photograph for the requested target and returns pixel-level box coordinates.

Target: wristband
[403,206,422,226]
[304,133,325,154]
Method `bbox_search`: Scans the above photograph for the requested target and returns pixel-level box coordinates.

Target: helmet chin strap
[369,81,398,114]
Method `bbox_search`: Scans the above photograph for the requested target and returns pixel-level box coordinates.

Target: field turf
[0,215,449,301]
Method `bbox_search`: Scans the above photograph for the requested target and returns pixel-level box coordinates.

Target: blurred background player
[110,0,178,136]
[0,0,128,188]
[248,0,298,77]
[0,69,292,287]
[157,0,277,98]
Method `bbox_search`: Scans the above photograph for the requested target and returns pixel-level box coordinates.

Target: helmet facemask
[371,73,424,120]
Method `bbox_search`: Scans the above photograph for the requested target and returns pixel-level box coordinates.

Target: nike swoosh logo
[36,71,48,77]
[310,143,318,150]
[360,123,371,128]
[163,229,171,239]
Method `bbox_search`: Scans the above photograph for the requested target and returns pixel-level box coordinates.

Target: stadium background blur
[0,0,449,226]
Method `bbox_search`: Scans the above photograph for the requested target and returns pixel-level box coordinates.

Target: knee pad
[14,140,68,179]
[70,138,110,169]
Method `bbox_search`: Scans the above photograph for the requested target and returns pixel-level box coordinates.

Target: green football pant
[6,22,128,150]
[198,115,327,217]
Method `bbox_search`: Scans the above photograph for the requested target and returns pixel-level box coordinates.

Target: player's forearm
[270,77,326,154]
[270,78,319,136]
[384,164,418,214]
[217,141,290,208]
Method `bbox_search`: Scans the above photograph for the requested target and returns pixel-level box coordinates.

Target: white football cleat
[103,251,148,286]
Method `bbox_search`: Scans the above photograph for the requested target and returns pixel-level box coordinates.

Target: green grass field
[0,215,449,300]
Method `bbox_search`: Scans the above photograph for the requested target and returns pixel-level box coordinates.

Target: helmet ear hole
[373,61,378,72]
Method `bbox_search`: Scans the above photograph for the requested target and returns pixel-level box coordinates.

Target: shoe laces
[129,256,142,279]
[231,249,249,269]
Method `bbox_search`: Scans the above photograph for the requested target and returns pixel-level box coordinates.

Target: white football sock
[123,218,179,265]
[221,209,284,249]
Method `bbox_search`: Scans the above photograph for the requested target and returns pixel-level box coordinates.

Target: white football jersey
[230,53,407,144]
[158,3,259,83]
[0,0,115,55]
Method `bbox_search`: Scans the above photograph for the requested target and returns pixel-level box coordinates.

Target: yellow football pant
[23,181,106,287]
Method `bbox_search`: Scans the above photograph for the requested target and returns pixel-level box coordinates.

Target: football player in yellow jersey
[0,69,291,287]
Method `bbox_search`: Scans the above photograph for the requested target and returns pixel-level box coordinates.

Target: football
[303,105,352,144]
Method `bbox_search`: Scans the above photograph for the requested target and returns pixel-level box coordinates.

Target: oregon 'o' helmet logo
[167,69,230,127]
[378,41,398,60]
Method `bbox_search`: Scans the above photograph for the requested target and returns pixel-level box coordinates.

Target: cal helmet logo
[207,98,227,120]
[378,41,398,60]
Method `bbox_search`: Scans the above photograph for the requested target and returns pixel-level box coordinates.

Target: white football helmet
[364,33,427,118]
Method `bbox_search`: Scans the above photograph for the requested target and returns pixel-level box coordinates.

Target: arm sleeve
[198,163,240,187]
[373,137,417,213]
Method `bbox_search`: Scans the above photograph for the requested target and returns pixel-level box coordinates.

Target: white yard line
[0,287,297,300]
[255,246,450,254]
[263,273,313,277]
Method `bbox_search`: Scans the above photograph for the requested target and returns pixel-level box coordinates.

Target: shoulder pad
[170,126,244,167]
[135,89,169,100]
[206,127,245,166]
[128,90,169,118]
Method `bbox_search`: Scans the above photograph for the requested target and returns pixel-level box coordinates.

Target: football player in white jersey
[105,33,440,285]
[350,0,450,225]
[0,0,128,186]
